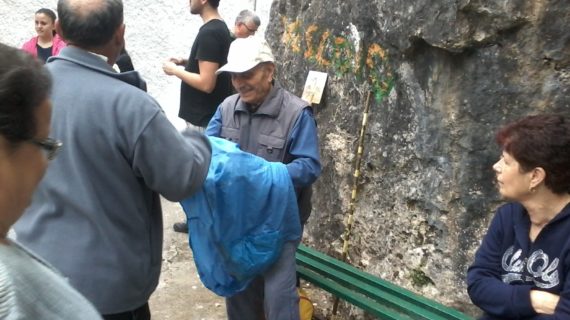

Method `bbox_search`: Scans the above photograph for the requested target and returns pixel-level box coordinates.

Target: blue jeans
[225,241,300,320]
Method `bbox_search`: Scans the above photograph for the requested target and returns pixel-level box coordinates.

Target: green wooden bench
[296,244,473,319]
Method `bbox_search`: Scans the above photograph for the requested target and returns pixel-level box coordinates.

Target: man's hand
[168,57,187,66]
[162,61,179,76]
[531,290,560,315]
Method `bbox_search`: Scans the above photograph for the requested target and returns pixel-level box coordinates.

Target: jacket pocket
[257,134,285,162]
[221,127,240,144]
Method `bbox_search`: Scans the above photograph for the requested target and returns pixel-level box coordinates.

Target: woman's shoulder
[21,36,38,54]
[497,202,525,212]
[0,243,29,318]
[53,34,65,45]
[493,202,526,223]
[52,34,67,55]
[0,243,102,319]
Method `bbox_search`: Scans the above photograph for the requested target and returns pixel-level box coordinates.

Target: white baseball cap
[216,36,275,75]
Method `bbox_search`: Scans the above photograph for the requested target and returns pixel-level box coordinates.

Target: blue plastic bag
[180,137,301,296]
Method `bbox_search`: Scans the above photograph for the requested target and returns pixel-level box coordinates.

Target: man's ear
[266,63,275,82]
[114,23,126,47]
[55,20,65,41]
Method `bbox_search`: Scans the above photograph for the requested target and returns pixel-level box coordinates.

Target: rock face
[266,0,569,316]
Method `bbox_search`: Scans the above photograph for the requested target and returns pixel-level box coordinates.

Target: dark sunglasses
[30,137,63,160]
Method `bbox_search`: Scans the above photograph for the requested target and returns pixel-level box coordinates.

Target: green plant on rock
[280,16,395,102]
[409,268,435,288]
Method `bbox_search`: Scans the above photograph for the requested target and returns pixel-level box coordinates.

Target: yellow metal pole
[332,90,373,316]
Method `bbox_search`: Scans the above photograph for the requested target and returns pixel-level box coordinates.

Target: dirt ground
[149,198,338,320]
[149,198,226,320]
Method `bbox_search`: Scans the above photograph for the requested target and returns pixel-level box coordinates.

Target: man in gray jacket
[13,0,211,319]
[209,36,321,320]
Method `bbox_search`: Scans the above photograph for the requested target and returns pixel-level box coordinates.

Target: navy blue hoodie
[467,202,570,319]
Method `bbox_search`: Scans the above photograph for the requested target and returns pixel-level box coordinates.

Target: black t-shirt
[36,44,52,63]
[116,52,134,72]
[179,19,233,127]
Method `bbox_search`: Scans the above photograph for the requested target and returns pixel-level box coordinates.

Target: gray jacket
[14,47,211,314]
[215,84,318,223]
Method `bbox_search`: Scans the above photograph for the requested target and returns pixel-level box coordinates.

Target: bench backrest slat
[296,245,472,320]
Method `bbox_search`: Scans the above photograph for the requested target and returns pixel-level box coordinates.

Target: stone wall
[266,0,569,317]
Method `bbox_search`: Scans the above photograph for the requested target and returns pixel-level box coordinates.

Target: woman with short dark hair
[0,42,100,319]
[21,8,66,63]
[467,114,570,319]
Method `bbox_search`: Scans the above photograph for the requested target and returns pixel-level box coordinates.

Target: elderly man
[208,36,321,320]
[232,9,260,38]
[13,0,211,319]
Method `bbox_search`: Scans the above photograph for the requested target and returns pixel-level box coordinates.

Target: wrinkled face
[0,98,52,231]
[231,63,275,107]
[35,13,55,38]
[234,20,258,38]
[493,151,533,201]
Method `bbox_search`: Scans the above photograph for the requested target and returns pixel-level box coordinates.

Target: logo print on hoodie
[501,245,559,289]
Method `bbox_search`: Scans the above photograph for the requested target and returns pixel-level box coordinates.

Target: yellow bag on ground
[299,288,314,320]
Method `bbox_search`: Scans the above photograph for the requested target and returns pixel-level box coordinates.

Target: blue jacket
[467,202,570,319]
[181,137,301,296]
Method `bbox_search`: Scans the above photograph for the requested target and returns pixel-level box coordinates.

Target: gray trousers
[225,241,300,320]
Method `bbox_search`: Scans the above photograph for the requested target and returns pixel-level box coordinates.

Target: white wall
[0,0,272,129]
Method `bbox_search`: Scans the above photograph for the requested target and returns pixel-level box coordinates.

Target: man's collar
[87,51,111,65]
[49,47,147,91]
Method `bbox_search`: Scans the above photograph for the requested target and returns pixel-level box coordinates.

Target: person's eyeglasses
[242,23,258,34]
[30,137,63,160]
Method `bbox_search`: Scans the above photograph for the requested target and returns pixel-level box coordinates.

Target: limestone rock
[266,0,569,317]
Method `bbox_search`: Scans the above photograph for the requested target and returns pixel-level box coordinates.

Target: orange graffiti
[315,31,331,67]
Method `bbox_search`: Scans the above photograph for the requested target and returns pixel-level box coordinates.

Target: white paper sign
[301,71,328,105]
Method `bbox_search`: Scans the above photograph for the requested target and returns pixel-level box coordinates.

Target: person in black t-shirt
[162,0,232,233]
[116,47,134,72]
[162,0,232,129]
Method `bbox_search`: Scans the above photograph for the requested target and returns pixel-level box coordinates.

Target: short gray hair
[235,9,260,27]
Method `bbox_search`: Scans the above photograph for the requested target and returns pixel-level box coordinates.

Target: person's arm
[162,60,219,93]
[163,27,227,94]
[467,206,537,318]
[168,57,188,66]
[205,106,223,137]
[285,108,321,187]
[130,109,212,201]
[531,290,560,315]
[527,268,570,319]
